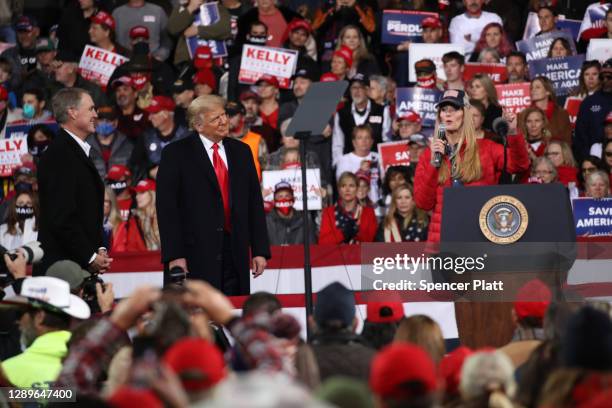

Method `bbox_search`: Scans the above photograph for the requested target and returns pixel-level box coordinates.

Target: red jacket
[414,135,530,243]
[556,165,578,186]
[319,205,377,245]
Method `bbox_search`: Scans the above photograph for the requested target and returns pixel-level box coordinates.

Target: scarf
[417,74,436,89]
[335,201,362,243]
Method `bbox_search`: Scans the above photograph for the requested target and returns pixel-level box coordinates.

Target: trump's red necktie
[212,143,231,231]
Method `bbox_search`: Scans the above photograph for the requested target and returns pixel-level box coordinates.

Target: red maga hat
[134,179,156,193]
[333,45,353,68]
[91,11,115,31]
[129,25,149,40]
[145,95,176,114]
[194,45,213,70]
[366,301,404,323]
[513,279,552,320]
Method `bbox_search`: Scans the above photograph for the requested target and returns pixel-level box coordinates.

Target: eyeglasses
[605,151,612,157]
[582,167,597,174]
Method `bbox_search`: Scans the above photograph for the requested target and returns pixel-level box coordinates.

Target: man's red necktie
[212,143,231,231]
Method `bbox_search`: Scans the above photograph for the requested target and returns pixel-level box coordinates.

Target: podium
[440,184,576,348]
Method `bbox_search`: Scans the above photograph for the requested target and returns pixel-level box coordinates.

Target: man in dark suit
[36,88,113,276]
[157,95,270,295]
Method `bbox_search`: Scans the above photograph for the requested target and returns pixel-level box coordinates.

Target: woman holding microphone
[414,90,530,243]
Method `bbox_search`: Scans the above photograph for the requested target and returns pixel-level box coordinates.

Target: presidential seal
[479,195,528,244]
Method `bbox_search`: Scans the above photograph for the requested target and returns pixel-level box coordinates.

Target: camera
[0,241,44,287]
[81,272,105,313]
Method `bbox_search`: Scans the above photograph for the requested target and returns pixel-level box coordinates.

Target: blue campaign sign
[573,197,612,236]
[5,121,59,139]
[187,2,228,58]
[381,10,439,45]
[528,55,585,96]
[516,30,577,61]
[395,87,442,128]
[556,19,581,41]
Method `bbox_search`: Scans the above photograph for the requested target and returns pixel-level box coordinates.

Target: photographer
[46,260,115,314]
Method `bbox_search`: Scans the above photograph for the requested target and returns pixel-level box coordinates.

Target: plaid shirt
[55,318,129,395]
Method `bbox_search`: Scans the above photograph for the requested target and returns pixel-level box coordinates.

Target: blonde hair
[394,315,445,364]
[383,184,428,230]
[187,94,225,129]
[470,74,500,106]
[520,107,551,140]
[435,105,482,184]
[336,25,370,64]
[104,187,123,233]
[547,140,576,167]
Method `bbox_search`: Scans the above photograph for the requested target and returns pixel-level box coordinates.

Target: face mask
[131,74,150,91]
[109,180,128,196]
[248,35,267,45]
[22,103,36,119]
[96,122,116,137]
[16,205,34,220]
[29,140,49,157]
[274,198,294,216]
[281,162,301,169]
[417,74,436,89]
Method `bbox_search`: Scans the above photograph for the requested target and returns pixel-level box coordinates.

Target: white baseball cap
[2,276,91,319]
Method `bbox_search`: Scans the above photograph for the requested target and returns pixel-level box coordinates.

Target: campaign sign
[556,19,581,41]
[381,10,438,45]
[586,39,612,63]
[239,45,298,89]
[262,169,322,210]
[580,3,610,38]
[186,2,228,58]
[408,43,464,82]
[564,97,582,129]
[494,83,531,115]
[463,63,507,84]
[523,12,579,40]
[79,45,128,86]
[572,197,612,237]
[5,121,59,139]
[378,140,411,175]
[0,137,28,177]
[528,55,585,97]
[516,30,577,61]
[396,87,442,128]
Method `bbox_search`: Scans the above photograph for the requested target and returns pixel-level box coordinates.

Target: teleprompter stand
[286,80,348,339]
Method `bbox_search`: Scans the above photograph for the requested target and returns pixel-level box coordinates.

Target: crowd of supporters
[0,0,609,248]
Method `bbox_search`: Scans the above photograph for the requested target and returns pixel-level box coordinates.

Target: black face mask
[16,205,34,220]
[247,35,267,45]
[29,140,50,157]
[108,181,128,196]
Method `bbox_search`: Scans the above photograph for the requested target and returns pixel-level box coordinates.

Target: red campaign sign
[564,96,582,129]
[377,140,411,176]
[495,82,531,114]
[463,63,508,84]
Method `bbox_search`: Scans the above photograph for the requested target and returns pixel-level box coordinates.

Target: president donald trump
[156,95,270,295]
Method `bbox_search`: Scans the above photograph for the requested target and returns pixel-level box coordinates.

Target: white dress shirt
[64,127,92,157]
[200,134,228,169]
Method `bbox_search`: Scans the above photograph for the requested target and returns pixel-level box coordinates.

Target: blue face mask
[22,103,35,119]
[96,121,116,137]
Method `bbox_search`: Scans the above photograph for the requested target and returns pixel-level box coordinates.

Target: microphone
[431,123,446,168]
[492,117,509,138]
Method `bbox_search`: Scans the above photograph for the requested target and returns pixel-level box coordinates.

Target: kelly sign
[381,10,439,45]
[262,169,322,210]
[494,83,531,114]
[463,63,507,84]
[564,97,582,129]
[377,140,411,175]
[396,87,442,128]
[0,137,28,177]
[586,39,612,63]
[516,30,576,61]
[572,197,612,237]
[528,55,584,96]
[408,43,464,82]
[186,2,228,58]
[239,45,298,89]
[79,45,129,86]
[5,121,59,139]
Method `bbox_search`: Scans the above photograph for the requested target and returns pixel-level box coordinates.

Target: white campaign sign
[408,43,464,83]
[262,168,322,210]
[238,45,298,89]
[79,45,129,86]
